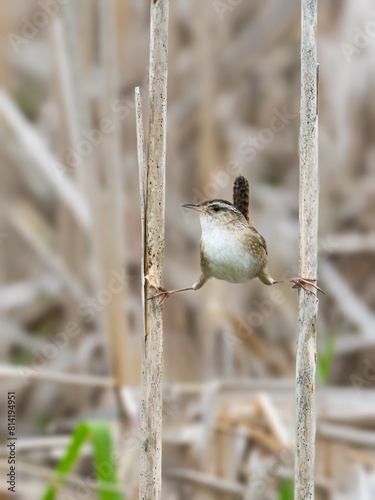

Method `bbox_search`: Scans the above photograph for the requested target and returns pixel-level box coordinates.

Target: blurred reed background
[0,0,375,499]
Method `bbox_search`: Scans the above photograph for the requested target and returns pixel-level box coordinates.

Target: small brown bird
[151,175,322,305]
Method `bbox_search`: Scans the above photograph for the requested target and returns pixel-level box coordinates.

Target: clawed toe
[147,288,171,307]
[147,288,166,299]
[147,285,195,306]
[291,281,311,293]
[291,278,325,295]
[274,277,325,295]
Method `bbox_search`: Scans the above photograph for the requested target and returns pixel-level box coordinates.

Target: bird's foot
[290,277,324,295]
[273,277,324,295]
[147,287,172,307]
[147,285,195,307]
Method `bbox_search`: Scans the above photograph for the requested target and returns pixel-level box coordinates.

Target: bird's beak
[181,203,202,212]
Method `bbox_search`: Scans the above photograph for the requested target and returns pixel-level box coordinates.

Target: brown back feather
[233,175,250,222]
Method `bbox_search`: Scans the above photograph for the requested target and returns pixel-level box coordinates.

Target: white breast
[200,217,261,283]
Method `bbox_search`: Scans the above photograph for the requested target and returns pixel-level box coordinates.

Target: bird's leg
[148,273,209,307]
[273,277,324,295]
[148,286,195,306]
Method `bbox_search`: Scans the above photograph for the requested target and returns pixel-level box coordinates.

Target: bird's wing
[257,233,268,255]
[233,175,250,222]
[199,240,210,272]
[241,227,268,258]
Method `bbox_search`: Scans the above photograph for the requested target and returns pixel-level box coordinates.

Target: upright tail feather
[233,175,250,222]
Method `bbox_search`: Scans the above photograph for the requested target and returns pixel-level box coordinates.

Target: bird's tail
[233,175,250,222]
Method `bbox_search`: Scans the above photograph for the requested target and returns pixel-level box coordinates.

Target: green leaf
[42,421,123,500]
[316,335,335,385]
[279,479,294,500]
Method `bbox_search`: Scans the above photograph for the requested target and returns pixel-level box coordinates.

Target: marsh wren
[151,176,323,305]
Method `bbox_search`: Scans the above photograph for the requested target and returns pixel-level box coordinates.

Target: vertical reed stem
[295,0,319,498]
[137,1,169,498]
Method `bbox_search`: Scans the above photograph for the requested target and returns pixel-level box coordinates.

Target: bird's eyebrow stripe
[202,199,243,214]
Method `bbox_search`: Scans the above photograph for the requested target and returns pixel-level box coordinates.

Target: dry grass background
[0,0,375,498]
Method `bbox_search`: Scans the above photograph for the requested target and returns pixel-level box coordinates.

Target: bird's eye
[212,205,220,212]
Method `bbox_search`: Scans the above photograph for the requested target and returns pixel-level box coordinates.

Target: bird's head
[182,199,246,228]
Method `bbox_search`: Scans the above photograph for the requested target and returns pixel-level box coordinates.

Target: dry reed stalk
[54,1,132,419]
[0,91,90,231]
[96,0,130,403]
[0,459,130,497]
[137,1,169,498]
[0,364,116,387]
[295,0,319,498]
[52,4,126,413]
[135,86,146,336]
[51,14,87,313]
[6,202,87,304]
[168,468,245,496]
